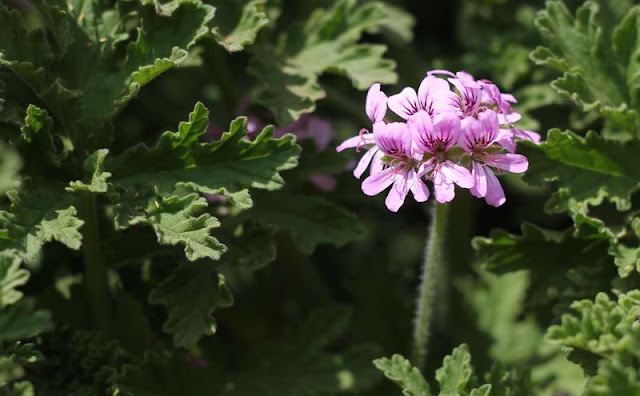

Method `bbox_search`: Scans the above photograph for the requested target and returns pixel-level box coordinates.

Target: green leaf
[1,0,215,149]
[436,344,475,396]
[249,0,402,124]
[0,253,28,309]
[0,183,84,262]
[531,1,640,130]
[373,354,432,396]
[457,269,543,363]
[0,343,42,391]
[245,190,362,254]
[0,142,21,195]
[519,129,640,215]
[218,306,381,395]
[546,291,640,374]
[108,103,300,195]
[582,327,640,396]
[115,191,226,262]
[19,104,69,171]
[67,149,112,193]
[213,0,269,52]
[0,298,53,342]
[473,222,613,312]
[148,261,233,348]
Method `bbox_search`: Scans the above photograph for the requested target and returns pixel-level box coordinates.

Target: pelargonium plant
[338,71,538,212]
[338,70,539,371]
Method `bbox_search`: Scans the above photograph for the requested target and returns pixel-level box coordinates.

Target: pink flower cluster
[337,70,540,212]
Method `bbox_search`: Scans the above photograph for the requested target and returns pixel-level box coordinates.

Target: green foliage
[148,261,233,349]
[374,354,431,396]
[375,345,527,396]
[114,307,381,395]
[531,0,640,131]
[473,222,614,316]
[244,190,363,254]
[0,183,83,263]
[213,0,269,53]
[520,129,640,215]
[249,0,413,124]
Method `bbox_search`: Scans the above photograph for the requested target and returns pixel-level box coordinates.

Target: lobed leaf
[0,253,29,309]
[67,149,112,193]
[148,261,233,348]
[519,129,640,215]
[0,183,84,263]
[373,354,432,396]
[213,0,269,52]
[244,190,362,254]
[108,103,300,195]
[531,1,640,130]
[249,0,406,124]
[115,191,226,262]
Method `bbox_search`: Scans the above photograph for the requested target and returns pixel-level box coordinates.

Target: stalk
[78,192,113,334]
[412,202,449,370]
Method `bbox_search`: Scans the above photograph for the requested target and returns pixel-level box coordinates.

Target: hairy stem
[78,192,113,334]
[412,202,449,370]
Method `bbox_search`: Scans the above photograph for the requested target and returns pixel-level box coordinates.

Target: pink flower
[408,111,473,203]
[338,70,537,211]
[336,83,388,179]
[361,122,429,212]
[460,110,528,207]
[388,76,454,119]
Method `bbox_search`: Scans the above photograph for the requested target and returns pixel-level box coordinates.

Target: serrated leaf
[0,183,84,262]
[0,343,42,390]
[436,344,475,396]
[250,0,400,124]
[245,190,362,254]
[116,192,226,262]
[213,0,269,52]
[519,129,640,215]
[373,354,432,396]
[531,1,640,130]
[0,298,53,342]
[219,306,381,395]
[0,142,21,195]
[1,0,215,149]
[457,269,542,364]
[546,290,640,375]
[67,149,111,193]
[217,222,276,270]
[108,103,300,195]
[473,222,612,312]
[149,261,233,348]
[0,253,28,309]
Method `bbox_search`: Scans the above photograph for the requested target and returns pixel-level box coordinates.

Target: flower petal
[512,128,541,144]
[470,161,487,198]
[373,122,412,158]
[484,167,506,207]
[434,180,455,203]
[489,153,528,173]
[336,129,375,152]
[366,83,388,123]
[408,169,430,202]
[362,166,396,196]
[417,75,453,114]
[439,161,474,188]
[496,128,516,152]
[385,173,410,212]
[408,110,434,153]
[353,147,378,179]
[388,87,420,119]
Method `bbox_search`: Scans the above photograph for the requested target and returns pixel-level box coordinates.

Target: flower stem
[78,192,113,334]
[412,202,449,370]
